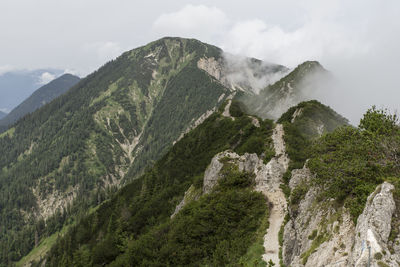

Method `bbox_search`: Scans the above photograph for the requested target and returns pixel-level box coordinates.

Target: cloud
[151,3,400,124]
[152,4,369,68]
[153,5,229,43]
[0,108,9,113]
[63,68,80,77]
[0,65,15,76]
[221,18,370,68]
[38,72,56,85]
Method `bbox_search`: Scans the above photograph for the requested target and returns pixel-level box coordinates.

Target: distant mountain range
[0,111,6,119]
[0,73,80,130]
[0,69,65,112]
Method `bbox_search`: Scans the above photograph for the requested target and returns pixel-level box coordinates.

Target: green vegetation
[301,232,329,264]
[278,100,349,170]
[44,110,274,266]
[378,261,390,267]
[308,229,318,240]
[308,107,400,221]
[0,37,230,265]
[238,200,270,267]
[374,252,383,260]
[230,100,245,117]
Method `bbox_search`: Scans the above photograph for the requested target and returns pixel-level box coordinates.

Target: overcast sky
[1,0,399,124]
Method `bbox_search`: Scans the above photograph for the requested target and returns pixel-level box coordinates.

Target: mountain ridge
[0,36,374,266]
[0,73,80,131]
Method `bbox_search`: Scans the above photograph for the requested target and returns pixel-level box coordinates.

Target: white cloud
[38,72,56,85]
[152,4,370,68]
[220,18,370,68]
[63,68,80,77]
[151,3,400,124]
[0,108,9,113]
[153,5,229,43]
[0,65,15,76]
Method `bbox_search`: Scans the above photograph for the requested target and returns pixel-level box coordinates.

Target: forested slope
[44,102,275,266]
[0,37,232,265]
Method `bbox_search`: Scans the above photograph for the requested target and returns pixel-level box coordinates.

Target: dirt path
[255,124,289,266]
[262,190,287,264]
[222,96,235,120]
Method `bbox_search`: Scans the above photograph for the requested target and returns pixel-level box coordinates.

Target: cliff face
[283,172,398,267]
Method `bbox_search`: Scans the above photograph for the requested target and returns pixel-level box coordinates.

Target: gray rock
[352,182,396,267]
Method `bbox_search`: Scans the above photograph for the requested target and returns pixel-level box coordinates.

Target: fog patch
[222,52,289,94]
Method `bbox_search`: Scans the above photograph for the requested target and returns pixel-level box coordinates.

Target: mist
[221,52,289,94]
[151,2,400,125]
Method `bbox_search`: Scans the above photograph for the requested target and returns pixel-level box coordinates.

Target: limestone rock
[352,182,396,266]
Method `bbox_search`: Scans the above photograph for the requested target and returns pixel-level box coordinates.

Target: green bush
[307,107,400,222]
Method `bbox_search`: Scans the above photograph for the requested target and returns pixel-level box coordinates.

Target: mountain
[2,37,393,266]
[0,73,80,130]
[0,111,6,119]
[239,61,331,119]
[40,100,350,266]
[1,37,289,264]
[0,69,65,112]
[40,101,400,267]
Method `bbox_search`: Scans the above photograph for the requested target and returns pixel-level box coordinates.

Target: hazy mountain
[0,111,6,119]
[0,73,80,130]
[0,69,65,112]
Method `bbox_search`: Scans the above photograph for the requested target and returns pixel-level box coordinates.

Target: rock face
[352,182,397,266]
[282,176,398,267]
[197,56,288,94]
[197,57,230,89]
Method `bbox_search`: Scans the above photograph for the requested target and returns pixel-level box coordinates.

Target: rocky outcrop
[202,151,260,194]
[282,175,398,267]
[203,151,229,194]
[197,57,229,88]
[291,108,303,123]
[352,182,397,266]
[289,163,312,190]
[171,185,201,218]
[222,95,235,120]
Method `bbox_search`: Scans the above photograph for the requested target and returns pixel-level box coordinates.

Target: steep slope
[0,37,358,266]
[281,107,400,266]
[44,104,276,266]
[1,37,292,266]
[40,100,349,266]
[0,37,237,264]
[0,73,80,130]
[0,111,6,119]
[240,61,332,120]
